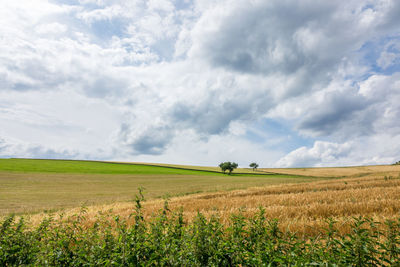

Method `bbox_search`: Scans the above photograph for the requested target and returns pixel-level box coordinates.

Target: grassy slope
[0,159,226,176]
[0,158,288,176]
[118,162,265,174]
[0,158,318,215]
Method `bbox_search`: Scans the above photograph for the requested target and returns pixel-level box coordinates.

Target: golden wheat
[23,168,400,236]
[260,164,400,177]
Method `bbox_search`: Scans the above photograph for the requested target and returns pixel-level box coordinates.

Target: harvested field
[260,164,400,177]
[0,158,315,215]
[25,166,400,236]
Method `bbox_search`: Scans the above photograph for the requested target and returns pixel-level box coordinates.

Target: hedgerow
[1,196,400,266]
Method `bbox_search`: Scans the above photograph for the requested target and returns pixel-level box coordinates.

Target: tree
[219,161,238,175]
[249,162,259,171]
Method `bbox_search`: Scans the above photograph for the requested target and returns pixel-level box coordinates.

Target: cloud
[0,136,81,159]
[277,133,400,167]
[76,5,125,24]
[297,90,369,137]
[377,38,400,70]
[267,69,400,144]
[116,123,173,155]
[168,75,273,135]
[188,0,400,99]
[1,0,400,167]
[35,22,68,34]
[276,141,353,167]
[0,89,121,159]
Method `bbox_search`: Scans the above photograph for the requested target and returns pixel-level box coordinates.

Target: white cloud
[277,134,400,167]
[0,89,121,157]
[76,5,124,23]
[35,22,67,34]
[1,0,400,167]
[276,141,353,167]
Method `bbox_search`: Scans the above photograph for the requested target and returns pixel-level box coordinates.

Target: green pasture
[0,158,225,176]
[0,158,321,215]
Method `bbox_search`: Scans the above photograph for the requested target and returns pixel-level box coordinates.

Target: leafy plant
[1,201,400,265]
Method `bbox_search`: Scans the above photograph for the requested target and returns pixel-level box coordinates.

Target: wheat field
[25,164,400,236]
[1,158,315,215]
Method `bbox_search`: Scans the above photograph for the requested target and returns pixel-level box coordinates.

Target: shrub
[1,199,400,265]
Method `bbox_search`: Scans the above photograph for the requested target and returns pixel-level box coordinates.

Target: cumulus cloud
[276,141,353,167]
[281,72,400,139]
[276,133,400,167]
[116,123,173,155]
[188,1,399,95]
[296,88,370,137]
[1,0,400,166]
[275,71,400,166]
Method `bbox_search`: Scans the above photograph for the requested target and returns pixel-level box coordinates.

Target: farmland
[0,158,315,215]
[1,158,400,265]
[21,163,400,236]
[2,158,399,234]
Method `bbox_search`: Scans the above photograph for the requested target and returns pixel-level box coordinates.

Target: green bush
[1,199,400,266]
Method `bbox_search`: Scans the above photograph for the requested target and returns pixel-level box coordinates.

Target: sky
[0,0,400,167]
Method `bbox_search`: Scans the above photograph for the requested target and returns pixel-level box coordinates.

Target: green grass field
[0,158,321,215]
[0,158,227,175]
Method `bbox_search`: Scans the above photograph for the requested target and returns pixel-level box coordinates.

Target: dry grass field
[25,164,400,236]
[120,161,400,176]
[260,164,400,177]
[114,161,260,174]
[0,158,315,215]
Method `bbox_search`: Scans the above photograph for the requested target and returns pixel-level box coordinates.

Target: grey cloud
[297,90,370,137]
[170,100,247,135]
[1,52,130,100]
[81,73,130,98]
[169,84,273,135]
[191,1,400,100]
[294,71,400,139]
[6,66,70,92]
[0,47,73,92]
[0,137,80,159]
[116,75,274,153]
[378,1,400,32]
[193,1,342,74]
[117,123,173,155]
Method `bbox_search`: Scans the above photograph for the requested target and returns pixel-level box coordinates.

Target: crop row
[1,194,400,266]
